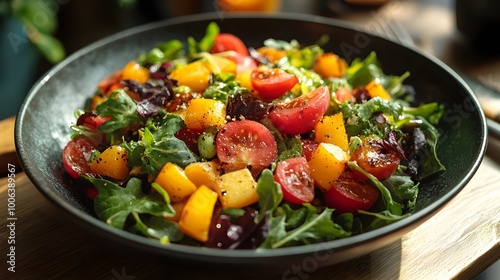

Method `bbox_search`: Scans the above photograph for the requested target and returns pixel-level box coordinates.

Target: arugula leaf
[276,137,303,163]
[358,210,410,231]
[258,215,287,249]
[84,176,175,229]
[188,22,219,57]
[126,113,198,175]
[255,169,283,223]
[133,213,184,243]
[137,39,185,65]
[263,204,350,249]
[280,204,307,230]
[403,102,444,126]
[333,213,356,233]
[96,89,143,133]
[356,97,402,120]
[382,173,419,213]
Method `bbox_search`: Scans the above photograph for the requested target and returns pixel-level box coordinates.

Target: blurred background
[1,1,499,277]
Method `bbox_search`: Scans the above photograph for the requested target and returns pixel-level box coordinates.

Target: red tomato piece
[62,137,98,179]
[350,137,400,180]
[274,157,314,204]
[269,86,330,135]
[84,116,112,131]
[250,68,298,99]
[301,139,319,161]
[215,120,277,176]
[76,111,112,132]
[84,187,99,200]
[324,172,380,214]
[335,87,354,103]
[211,33,249,56]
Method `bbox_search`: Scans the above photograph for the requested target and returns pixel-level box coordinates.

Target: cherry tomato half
[324,172,380,214]
[269,86,330,135]
[211,33,249,56]
[250,68,298,99]
[350,137,401,180]
[215,120,277,176]
[274,157,314,204]
[62,137,98,179]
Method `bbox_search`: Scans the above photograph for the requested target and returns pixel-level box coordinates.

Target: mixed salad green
[63,22,445,249]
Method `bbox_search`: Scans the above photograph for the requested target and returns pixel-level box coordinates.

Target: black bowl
[15,13,487,268]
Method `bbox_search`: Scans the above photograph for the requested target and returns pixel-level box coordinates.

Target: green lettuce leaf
[96,89,143,134]
[188,22,219,57]
[382,173,419,213]
[125,113,198,175]
[84,176,175,229]
[255,169,283,223]
[260,204,350,249]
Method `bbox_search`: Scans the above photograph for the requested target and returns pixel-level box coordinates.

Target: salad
[62,22,445,249]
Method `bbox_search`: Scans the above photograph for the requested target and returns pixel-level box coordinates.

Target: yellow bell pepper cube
[179,185,218,243]
[308,143,350,191]
[121,61,150,84]
[169,56,236,92]
[215,168,259,209]
[184,161,221,191]
[184,98,226,130]
[236,69,254,91]
[314,113,349,151]
[169,61,211,92]
[365,80,392,100]
[312,52,348,79]
[90,145,130,180]
[154,162,198,203]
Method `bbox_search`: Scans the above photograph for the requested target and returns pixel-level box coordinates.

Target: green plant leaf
[84,176,175,229]
[265,204,350,249]
[96,89,144,133]
[255,169,283,223]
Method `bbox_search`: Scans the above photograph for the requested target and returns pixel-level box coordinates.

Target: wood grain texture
[0,117,19,176]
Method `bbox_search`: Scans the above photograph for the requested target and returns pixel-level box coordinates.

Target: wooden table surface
[2,1,500,279]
